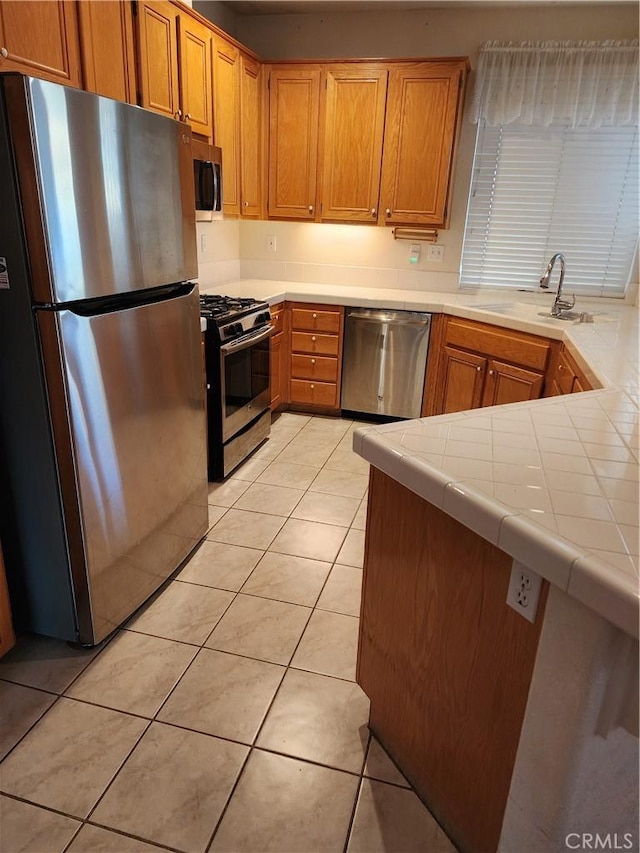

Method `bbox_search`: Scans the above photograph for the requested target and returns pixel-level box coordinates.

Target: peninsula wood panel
[78,0,137,103]
[0,1,81,87]
[240,53,261,217]
[319,65,387,223]
[358,468,548,853]
[178,13,212,138]
[379,61,465,226]
[267,65,321,219]
[213,36,240,215]
[136,0,180,120]
[0,543,15,658]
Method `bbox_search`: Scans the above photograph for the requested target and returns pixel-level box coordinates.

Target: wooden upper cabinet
[379,61,466,227]
[240,52,261,218]
[178,12,212,138]
[0,1,81,87]
[268,65,321,220]
[78,1,136,103]
[213,36,241,215]
[319,64,387,223]
[136,0,180,120]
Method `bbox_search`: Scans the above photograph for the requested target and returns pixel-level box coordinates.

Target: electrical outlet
[200,234,207,254]
[267,235,277,253]
[506,561,542,623]
[427,244,445,263]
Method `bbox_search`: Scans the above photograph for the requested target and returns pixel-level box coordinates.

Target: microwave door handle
[221,325,274,354]
[213,162,222,212]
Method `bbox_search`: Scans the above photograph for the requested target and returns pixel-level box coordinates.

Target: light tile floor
[0,413,456,853]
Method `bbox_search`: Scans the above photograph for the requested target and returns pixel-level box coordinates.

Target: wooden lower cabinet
[439,345,486,414]
[482,359,544,407]
[287,302,344,412]
[358,468,547,853]
[432,317,550,415]
[545,342,594,397]
[270,302,288,410]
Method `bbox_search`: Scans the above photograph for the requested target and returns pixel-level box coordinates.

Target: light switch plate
[427,244,445,262]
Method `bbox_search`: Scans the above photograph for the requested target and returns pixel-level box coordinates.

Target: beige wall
[195,3,639,297]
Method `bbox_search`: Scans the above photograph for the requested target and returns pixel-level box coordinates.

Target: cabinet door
[268,65,321,220]
[178,13,212,138]
[0,1,81,87]
[213,37,240,216]
[78,1,136,103]
[440,346,486,414]
[136,0,180,120]
[482,360,544,408]
[379,61,465,226]
[319,65,387,223]
[240,53,261,218]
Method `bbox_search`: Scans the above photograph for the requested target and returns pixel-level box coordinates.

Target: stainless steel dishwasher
[341,308,432,418]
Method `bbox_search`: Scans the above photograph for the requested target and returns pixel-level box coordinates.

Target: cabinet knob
[243,201,249,207]
[0,47,8,59]
[311,359,316,364]
[185,113,192,121]
[311,336,316,341]
[312,313,317,319]
[371,208,377,217]
[310,384,315,389]
[385,208,391,217]
[174,109,182,120]
[489,369,494,376]
[476,366,482,372]
[308,205,314,214]
[558,364,563,370]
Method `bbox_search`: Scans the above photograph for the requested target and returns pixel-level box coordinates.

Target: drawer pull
[0,47,8,59]
[312,335,316,342]
[311,359,316,364]
[312,313,317,319]
[310,384,315,389]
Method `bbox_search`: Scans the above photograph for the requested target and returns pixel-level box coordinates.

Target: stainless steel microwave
[192,139,222,221]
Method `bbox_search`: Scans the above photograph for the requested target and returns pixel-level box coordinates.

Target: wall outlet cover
[267,235,277,253]
[427,244,445,263]
[506,561,542,623]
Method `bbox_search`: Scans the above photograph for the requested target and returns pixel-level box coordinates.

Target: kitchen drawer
[291,307,341,333]
[291,354,338,382]
[445,318,551,372]
[290,379,337,407]
[291,331,340,356]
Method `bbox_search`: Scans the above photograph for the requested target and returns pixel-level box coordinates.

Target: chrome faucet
[539,253,575,316]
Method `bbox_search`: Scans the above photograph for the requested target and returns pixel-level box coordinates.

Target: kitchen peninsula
[206,278,639,853]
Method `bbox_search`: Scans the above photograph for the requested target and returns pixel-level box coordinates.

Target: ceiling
[220,0,634,15]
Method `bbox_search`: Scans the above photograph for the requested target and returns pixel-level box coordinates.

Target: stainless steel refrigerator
[0,74,208,646]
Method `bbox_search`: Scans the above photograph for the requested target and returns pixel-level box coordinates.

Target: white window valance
[471,40,639,128]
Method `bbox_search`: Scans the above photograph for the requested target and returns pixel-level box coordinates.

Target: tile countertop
[201,279,639,638]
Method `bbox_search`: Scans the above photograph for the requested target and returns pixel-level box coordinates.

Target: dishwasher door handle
[348,311,431,325]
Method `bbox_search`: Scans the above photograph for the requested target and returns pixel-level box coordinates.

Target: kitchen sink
[473,302,613,324]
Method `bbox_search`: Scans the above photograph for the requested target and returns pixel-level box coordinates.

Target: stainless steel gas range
[200,294,273,480]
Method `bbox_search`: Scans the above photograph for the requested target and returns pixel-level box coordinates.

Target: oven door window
[223,337,270,418]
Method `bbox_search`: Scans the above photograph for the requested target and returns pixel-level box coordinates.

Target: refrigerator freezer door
[5,75,197,304]
[37,286,207,644]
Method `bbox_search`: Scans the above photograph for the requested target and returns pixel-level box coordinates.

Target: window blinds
[460,121,638,295]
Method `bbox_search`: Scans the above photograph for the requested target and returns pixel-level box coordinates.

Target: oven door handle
[220,324,274,354]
